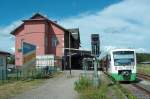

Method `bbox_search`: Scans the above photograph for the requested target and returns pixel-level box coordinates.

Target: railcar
[101,49,136,81]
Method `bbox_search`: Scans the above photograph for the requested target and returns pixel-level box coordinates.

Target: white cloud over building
[0,0,150,53]
[60,0,150,53]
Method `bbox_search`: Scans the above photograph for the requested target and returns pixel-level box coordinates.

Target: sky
[0,0,150,54]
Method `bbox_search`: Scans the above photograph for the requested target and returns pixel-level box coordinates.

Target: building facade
[11,13,80,68]
[0,51,10,80]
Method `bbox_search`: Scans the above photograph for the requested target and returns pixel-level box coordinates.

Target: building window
[52,37,58,47]
[0,57,4,66]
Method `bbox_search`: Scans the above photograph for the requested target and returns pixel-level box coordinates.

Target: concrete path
[12,70,81,99]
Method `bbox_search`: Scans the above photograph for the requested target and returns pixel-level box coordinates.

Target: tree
[7,55,15,64]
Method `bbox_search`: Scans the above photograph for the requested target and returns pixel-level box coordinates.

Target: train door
[107,55,111,73]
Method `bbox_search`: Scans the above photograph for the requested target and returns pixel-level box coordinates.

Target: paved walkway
[12,70,81,99]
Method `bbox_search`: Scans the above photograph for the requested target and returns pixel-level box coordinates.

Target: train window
[113,51,135,66]
[113,51,134,55]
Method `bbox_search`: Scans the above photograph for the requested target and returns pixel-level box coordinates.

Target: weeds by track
[103,71,134,99]
[122,83,150,99]
[103,71,150,99]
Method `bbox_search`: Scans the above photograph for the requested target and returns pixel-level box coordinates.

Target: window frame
[51,36,58,47]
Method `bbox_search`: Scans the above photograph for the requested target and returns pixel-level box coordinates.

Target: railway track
[137,73,150,81]
[122,83,150,99]
[103,72,150,99]
[103,72,131,99]
[132,83,150,95]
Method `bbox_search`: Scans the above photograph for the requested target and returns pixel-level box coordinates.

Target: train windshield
[113,51,135,66]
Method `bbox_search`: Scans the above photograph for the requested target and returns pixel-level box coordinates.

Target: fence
[0,66,58,85]
[0,55,63,85]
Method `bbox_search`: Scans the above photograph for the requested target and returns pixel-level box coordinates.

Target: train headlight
[121,70,131,80]
[121,71,130,76]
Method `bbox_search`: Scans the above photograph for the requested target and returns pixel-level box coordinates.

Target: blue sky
[0,0,150,53]
[0,0,121,25]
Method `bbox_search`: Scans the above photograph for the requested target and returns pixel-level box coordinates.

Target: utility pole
[69,32,71,75]
[91,34,100,87]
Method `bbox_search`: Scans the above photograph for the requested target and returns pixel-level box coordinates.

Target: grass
[137,64,150,75]
[74,76,92,92]
[0,79,45,99]
[74,75,109,99]
[75,73,137,99]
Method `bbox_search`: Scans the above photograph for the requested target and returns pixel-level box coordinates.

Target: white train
[101,49,136,81]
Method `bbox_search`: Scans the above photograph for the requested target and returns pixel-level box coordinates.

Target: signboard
[22,42,36,68]
[36,55,54,67]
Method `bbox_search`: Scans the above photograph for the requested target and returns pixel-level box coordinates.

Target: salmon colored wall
[15,38,23,66]
[15,21,46,66]
[15,19,67,67]
[24,21,45,33]
[47,23,64,57]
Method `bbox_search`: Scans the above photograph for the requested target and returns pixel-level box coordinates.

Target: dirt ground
[12,70,82,99]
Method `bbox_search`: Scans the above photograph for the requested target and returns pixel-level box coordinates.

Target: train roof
[100,48,136,60]
[110,48,135,52]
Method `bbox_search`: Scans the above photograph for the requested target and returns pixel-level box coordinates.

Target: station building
[11,13,80,69]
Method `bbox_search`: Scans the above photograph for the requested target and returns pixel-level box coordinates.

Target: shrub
[74,76,92,92]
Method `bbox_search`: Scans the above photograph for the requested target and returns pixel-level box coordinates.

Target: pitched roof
[10,13,80,44]
[11,13,67,35]
[30,13,48,20]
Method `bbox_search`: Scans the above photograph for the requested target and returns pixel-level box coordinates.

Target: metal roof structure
[0,51,10,55]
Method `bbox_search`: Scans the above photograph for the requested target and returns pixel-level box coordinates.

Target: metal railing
[0,66,58,85]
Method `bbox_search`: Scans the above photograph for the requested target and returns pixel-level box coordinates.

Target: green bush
[74,76,108,99]
[74,76,92,92]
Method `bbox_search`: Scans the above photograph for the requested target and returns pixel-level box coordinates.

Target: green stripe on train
[111,73,136,81]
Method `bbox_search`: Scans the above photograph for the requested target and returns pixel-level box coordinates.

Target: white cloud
[103,46,116,52]
[0,21,22,36]
[60,0,150,53]
[10,47,15,53]
[0,0,150,54]
[0,20,22,52]
[135,48,147,53]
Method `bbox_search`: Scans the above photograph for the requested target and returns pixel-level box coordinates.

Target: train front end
[110,49,136,81]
